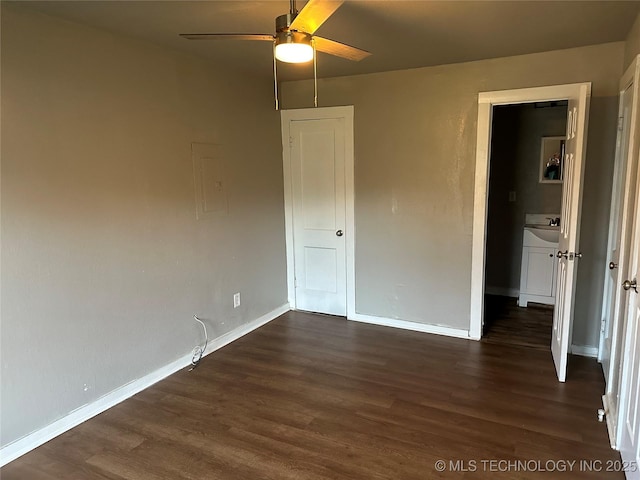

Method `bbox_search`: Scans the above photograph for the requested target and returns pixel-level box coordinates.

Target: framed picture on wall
[539,136,565,184]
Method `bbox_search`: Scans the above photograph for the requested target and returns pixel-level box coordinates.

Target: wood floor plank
[483,295,553,350]
[1,310,621,479]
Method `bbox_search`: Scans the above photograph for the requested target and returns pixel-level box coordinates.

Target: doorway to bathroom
[470,83,591,382]
[482,101,568,351]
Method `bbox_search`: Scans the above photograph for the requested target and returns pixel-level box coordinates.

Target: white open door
[602,83,635,381]
[551,83,591,382]
[281,107,355,317]
[601,57,640,447]
[472,83,592,351]
[618,152,640,479]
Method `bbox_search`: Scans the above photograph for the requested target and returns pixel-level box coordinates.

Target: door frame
[599,59,640,450]
[470,83,591,340]
[599,55,640,451]
[598,82,630,365]
[598,55,640,361]
[280,106,356,318]
[599,56,640,364]
[617,89,640,467]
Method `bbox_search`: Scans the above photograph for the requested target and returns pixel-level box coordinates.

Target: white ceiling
[13,0,640,81]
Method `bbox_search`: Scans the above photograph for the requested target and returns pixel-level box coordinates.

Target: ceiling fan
[179,0,371,64]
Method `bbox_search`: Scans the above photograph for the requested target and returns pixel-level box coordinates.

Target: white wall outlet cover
[233,293,241,308]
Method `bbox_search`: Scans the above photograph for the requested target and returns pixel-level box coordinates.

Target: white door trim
[599,59,640,448]
[470,83,592,340]
[280,106,355,318]
[598,89,628,365]
[613,56,640,453]
[617,92,640,469]
[600,56,640,362]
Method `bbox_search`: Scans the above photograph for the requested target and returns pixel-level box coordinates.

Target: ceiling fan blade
[312,36,371,62]
[180,34,274,41]
[289,0,344,35]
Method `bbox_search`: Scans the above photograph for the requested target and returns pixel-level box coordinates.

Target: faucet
[546,217,560,227]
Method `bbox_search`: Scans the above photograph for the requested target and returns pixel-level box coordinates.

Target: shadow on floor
[482,294,553,351]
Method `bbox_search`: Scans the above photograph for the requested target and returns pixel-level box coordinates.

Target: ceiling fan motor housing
[276,13,295,33]
[275,12,312,48]
[276,30,312,47]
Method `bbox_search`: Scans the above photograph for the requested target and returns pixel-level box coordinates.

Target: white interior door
[602,84,635,382]
[618,169,640,479]
[551,84,590,382]
[286,114,348,316]
[290,117,346,315]
[601,59,640,447]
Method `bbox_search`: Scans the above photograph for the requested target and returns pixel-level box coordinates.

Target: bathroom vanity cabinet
[518,226,560,307]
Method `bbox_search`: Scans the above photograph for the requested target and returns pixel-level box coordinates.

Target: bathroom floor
[482,294,553,350]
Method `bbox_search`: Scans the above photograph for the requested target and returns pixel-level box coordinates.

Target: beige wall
[0,6,287,447]
[624,11,640,70]
[282,42,622,340]
[2,4,631,451]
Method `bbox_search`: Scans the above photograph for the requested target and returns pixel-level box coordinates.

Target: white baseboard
[571,344,599,358]
[485,286,519,298]
[0,303,290,467]
[348,312,470,339]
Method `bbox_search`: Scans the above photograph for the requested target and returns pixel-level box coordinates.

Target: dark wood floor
[483,295,553,351]
[2,310,620,479]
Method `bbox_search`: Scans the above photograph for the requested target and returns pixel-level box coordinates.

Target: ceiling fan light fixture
[275,31,313,63]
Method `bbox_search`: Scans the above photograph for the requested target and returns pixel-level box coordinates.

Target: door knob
[336,230,343,237]
[622,279,638,293]
[609,261,618,270]
[575,252,583,259]
[557,250,569,259]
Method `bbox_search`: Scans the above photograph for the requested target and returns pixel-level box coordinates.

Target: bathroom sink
[524,226,560,245]
[524,223,559,231]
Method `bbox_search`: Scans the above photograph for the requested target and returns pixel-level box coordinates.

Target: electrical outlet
[508,191,516,202]
[233,292,241,308]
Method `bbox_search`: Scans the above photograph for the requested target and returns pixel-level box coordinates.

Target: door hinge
[601,318,606,333]
[618,116,624,131]
[289,136,294,147]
